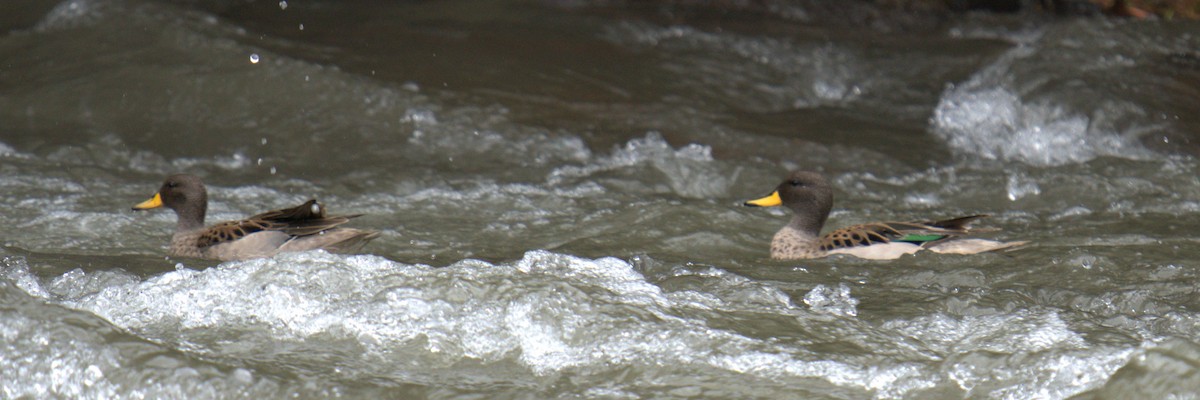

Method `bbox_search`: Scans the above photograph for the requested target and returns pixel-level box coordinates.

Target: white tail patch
[928,239,1029,255]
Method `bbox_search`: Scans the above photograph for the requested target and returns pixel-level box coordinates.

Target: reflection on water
[2,0,1200,398]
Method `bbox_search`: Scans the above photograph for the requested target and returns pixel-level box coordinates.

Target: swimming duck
[744,171,1026,260]
[132,174,380,261]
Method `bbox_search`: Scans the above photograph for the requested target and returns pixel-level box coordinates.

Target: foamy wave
[549,132,737,199]
[931,24,1160,166]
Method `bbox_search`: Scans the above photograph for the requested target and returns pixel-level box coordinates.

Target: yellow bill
[132,193,164,210]
[744,191,782,207]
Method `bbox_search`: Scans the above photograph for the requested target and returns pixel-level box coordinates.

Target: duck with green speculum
[132,174,380,261]
[744,171,1027,260]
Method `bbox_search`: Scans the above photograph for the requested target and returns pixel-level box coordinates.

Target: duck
[132,174,380,261]
[744,171,1027,260]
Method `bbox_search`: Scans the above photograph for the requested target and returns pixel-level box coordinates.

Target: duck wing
[818,215,991,252]
[195,200,361,249]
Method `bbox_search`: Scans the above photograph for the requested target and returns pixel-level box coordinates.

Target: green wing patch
[897,234,946,243]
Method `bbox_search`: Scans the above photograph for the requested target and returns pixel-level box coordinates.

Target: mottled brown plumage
[745,171,1026,260]
[133,174,380,261]
[817,216,991,252]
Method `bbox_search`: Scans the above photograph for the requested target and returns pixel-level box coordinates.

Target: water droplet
[304,75,310,82]
[261,137,268,145]
[402,109,437,125]
[1006,173,1041,201]
[1071,254,1098,270]
[278,0,287,10]
[256,158,262,166]
[232,368,254,384]
[270,167,277,174]
[83,365,103,386]
[249,53,260,64]
[299,23,304,31]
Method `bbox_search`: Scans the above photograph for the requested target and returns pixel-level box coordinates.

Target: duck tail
[926,215,993,232]
[322,229,382,253]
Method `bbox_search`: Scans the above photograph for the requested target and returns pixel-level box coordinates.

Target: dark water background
[3,0,1200,398]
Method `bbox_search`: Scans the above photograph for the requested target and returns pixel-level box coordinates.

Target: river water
[3,0,1200,398]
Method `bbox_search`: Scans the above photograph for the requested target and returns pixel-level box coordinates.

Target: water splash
[35,0,107,31]
[1006,172,1042,201]
[803,283,859,317]
[548,132,736,199]
[931,26,1155,166]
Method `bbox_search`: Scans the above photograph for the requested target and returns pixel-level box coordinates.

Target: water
[3,0,1200,398]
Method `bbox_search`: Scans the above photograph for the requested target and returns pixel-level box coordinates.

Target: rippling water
[3,0,1200,398]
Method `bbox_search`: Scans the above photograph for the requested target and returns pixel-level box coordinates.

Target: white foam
[0,278,296,399]
[548,132,735,199]
[1088,339,1200,398]
[1006,172,1042,201]
[1,250,932,394]
[803,283,859,317]
[35,0,107,31]
[400,108,438,125]
[931,42,1150,166]
[883,310,1131,398]
[0,141,26,158]
[3,249,1161,397]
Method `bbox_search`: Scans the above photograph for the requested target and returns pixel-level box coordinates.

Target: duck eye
[788,180,804,187]
[166,182,179,188]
